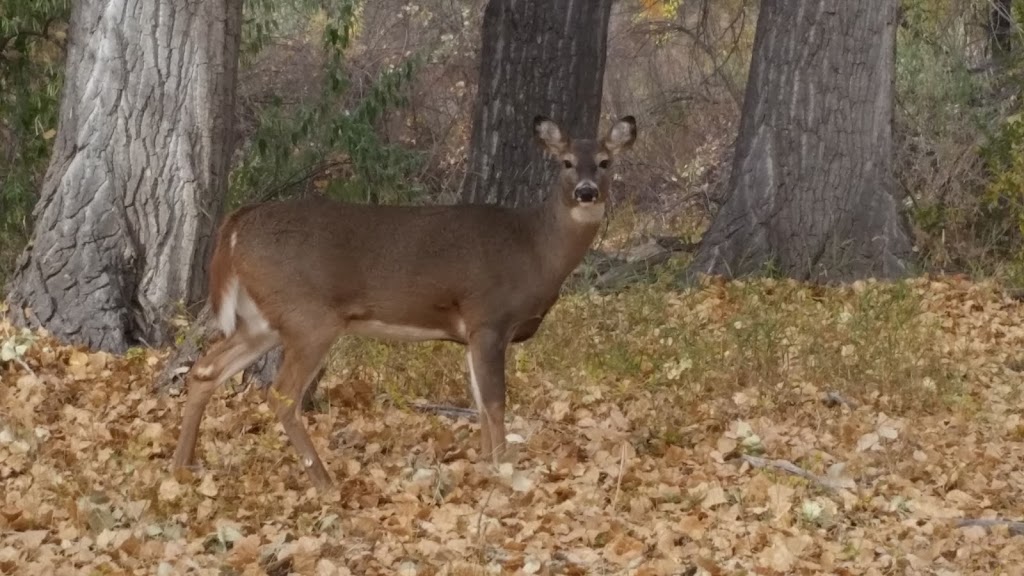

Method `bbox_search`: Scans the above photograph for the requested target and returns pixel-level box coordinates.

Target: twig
[822,391,859,410]
[475,487,496,563]
[737,455,855,492]
[11,356,36,379]
[254,159,352,205]
[611,441,628,511]
[955,518,1024,536]
[410,403,478,420]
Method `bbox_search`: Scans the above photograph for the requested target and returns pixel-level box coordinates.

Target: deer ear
[603,115,637,156]
[534,115,569,156]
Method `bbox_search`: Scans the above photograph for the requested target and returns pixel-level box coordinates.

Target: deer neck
[533,191,604,282]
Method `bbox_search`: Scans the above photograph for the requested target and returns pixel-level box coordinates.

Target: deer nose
[574,184,598,203]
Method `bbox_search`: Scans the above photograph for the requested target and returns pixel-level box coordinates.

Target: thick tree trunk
[989,0,1013,58]
[4,0,243,352]
[686,0,912,283]
[460,0,614,207]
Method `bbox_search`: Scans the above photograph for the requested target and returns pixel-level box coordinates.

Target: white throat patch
[569,202,605,224]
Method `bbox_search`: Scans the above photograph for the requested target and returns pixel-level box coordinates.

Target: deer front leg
[467,329,509,463]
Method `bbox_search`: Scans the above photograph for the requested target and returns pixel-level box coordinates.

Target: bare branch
[737,455,856,492]
[955,518,1024,536]
[822,391,859,410]
[410,402,479,420]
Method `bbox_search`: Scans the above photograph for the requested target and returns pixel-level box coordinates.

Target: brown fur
[172,115,638,491]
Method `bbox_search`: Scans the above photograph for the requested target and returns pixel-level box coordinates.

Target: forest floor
[2,274,1024,575]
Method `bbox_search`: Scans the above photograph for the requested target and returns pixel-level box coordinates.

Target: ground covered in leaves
[2,276,1024,575]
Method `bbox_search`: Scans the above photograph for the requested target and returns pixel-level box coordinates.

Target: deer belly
[346,319,460,343]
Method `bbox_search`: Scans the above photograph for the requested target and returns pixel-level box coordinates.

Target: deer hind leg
[265,336,335,491]
[172,328,279,474]
[467,329,509,464]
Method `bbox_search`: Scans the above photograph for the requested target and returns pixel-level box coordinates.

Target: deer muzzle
[574,181,599,203]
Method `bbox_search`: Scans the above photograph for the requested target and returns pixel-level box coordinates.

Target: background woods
[7,0,1024,339]
[3,1,1024,573]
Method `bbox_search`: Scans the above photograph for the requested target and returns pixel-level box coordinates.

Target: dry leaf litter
[1,277,1023,575]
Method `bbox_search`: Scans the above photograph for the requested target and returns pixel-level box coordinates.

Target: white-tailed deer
[171,114,637,490]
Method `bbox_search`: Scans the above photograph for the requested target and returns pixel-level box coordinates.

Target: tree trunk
[685,0,912,283]
[989,0,1013,58]
[4,0,243,352]
[460,0,614,207]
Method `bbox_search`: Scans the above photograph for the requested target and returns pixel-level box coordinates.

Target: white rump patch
[570,203,606,224]
[236,286,271,334]
[348,320,451,342]
[216,276,240,336]
[218,277,271,337]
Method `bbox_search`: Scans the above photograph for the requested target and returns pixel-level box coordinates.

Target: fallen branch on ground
[822,391,859,410]
[9,355,35,379]
[737,455,855,492]
[955,518,1024,536]
[411,403,479,420]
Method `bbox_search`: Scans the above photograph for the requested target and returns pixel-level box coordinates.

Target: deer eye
[563,160,574,169]
[598,159,610,169]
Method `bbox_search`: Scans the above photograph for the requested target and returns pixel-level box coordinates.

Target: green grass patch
[323,275,961,427]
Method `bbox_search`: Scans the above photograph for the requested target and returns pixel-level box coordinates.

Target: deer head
[533,115,637,222]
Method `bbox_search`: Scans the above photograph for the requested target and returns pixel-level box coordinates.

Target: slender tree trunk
[460,0,614,207]
[989,0,1013,58]
[685,0,912,283]
[4,0,243,352]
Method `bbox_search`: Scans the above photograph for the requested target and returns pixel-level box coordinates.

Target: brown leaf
[602,533,645,566]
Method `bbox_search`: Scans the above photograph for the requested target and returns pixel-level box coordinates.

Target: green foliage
[896,27,989,131]
[0,0,69,286]
[327,276,960,430]
[230,0,423,209]
[241,0,330,61]
[980,110,1024,281]
[893,0,1024,276]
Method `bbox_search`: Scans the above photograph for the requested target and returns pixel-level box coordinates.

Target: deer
[170,114,638,491]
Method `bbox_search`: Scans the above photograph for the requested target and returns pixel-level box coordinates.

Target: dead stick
[955,518,1024,536]
[411,403,479,420]
[738,455,854,491]
[11,356,35,379]
[475,487,496,563]
[611,441,628,511]
[822,391,858,410]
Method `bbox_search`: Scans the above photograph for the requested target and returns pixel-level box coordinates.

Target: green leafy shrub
[0,0,70,287]
[229,0,424,210]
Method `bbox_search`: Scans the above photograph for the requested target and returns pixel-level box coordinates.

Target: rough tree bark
[460,0,614,207]
[685,0,913,283]
[4,0,243,352]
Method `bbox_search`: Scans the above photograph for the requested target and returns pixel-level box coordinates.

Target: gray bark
[685,0,913,283]
[4,0,243,352]
[460,0,614,207]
